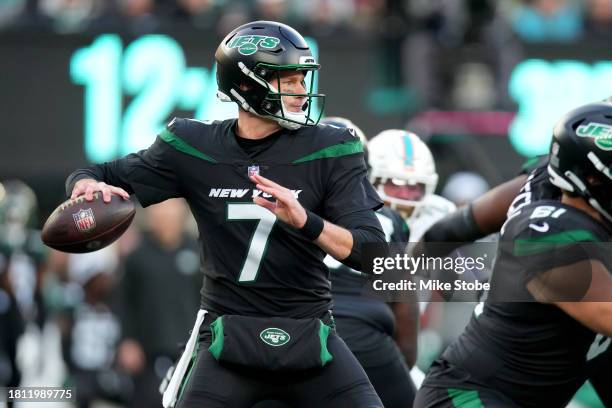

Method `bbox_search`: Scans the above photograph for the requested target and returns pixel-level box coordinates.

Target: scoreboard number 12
[69,34,236,163]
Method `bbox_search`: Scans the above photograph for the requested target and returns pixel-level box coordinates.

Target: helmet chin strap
[226,88,303,130]
[274,100,308,130]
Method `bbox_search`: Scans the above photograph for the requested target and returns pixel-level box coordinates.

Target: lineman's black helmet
[548,102,612,223]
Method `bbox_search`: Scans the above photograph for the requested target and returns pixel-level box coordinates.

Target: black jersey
[424,200,612,408]
[67,118,382,318]
[507,157,561,220]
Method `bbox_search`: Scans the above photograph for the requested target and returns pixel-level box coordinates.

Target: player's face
[273,71,307,113]
[376,178,426,218]
[382,179,426,201]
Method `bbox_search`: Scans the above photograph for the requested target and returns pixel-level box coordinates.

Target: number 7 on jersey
[227,203,277,282]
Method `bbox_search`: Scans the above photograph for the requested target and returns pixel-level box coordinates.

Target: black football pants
[176,317,383,408]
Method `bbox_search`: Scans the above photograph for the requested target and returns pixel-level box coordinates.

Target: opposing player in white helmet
[368,129,456,247]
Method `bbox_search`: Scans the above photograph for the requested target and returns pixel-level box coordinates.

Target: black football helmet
[548,102,612,223]
[215,21,325,129]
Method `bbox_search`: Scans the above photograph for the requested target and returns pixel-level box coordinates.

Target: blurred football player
[0,180,55,393]
[60,247,129,408]
[415,102,612,407]
[322,117,419,408]
[0,244,24,391]
[0,180,47,325]
[368,130,456,249]
[65,21,385,408]
[117,198,201,408]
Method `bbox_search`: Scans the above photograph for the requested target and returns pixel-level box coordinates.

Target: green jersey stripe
[292,139,363,163]
[160,129,218,163]
[514,230,599,256]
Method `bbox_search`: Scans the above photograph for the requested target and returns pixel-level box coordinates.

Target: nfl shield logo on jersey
[73,208,96,233]
[248,165,260,177]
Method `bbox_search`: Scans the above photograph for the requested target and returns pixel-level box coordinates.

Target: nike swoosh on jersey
[529,222,550,232]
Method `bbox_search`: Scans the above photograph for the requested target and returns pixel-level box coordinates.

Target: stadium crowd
[0,0,610,41]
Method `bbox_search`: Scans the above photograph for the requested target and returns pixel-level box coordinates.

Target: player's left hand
[251,174,307,228]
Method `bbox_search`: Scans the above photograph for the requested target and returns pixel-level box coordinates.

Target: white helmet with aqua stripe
[368,129,438,219]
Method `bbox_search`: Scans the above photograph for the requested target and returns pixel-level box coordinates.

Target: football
[42,193,135,253]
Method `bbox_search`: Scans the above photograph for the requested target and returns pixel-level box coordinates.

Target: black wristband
[299,210,325,241]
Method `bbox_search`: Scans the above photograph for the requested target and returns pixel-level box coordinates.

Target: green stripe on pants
[448,388,485,408]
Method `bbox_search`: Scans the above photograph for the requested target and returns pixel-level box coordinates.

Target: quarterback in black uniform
[415,102,612,407]
[66,21,385,407]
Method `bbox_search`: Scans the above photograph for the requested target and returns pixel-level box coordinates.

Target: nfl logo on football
[73,208,96,233]
[248,165,260,177]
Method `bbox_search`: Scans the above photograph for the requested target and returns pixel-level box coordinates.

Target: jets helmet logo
[227,35,280,56]
[73,208,96,233]
[576,122,612,150]
[260,328,290,347]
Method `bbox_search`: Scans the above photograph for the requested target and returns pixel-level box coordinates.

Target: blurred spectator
[352,0,386,31]
[294,0,356,34]
[38,0,107,33]
[441,171,490,207]
[402,0,519,109]
[253,0,292,22]
[0,0,28,29]
[60,246,129,408]
[117,198,201,408]
[0,0,399,34]
[108,0,161,35]
[509,0,584,42]
[585,0,612,39]
[173,0,223,30]
[215,0,251,37]
[451,63,496,109]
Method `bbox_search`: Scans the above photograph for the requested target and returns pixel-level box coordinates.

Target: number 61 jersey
[424,199,612,408]
[80,118,382,318]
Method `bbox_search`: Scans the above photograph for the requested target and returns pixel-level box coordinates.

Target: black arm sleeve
[318,147,386,271]
[323,153,383,221]
[417,204,482,257]
[334,209,386,271]
[65,136,182,207]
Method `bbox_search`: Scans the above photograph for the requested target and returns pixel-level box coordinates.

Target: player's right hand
[71,178,130,203]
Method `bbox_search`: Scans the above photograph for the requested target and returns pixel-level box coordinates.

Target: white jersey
[407,194,456,253]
